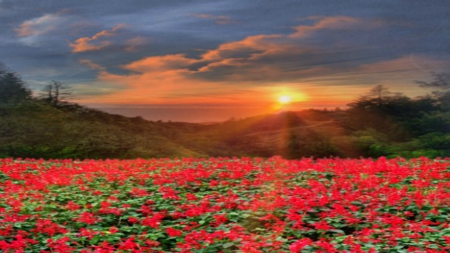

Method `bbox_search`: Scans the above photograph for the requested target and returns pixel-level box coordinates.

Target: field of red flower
[1,157,450,252]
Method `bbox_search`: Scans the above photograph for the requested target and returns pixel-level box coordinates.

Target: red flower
[313,220,332,230]
[166,227,183,237]
[118,237,138,251]
[65,201,80,211]
[109,226,119,234]
[289,238,313,252]
[77,212,98,225]
[128,216,139,224]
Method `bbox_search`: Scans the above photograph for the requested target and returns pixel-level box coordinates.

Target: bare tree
[41,80,73,105]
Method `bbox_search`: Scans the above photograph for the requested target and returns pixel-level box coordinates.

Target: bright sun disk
[278,95,292,104]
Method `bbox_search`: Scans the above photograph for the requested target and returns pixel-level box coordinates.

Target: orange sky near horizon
[5,2,449,122]
[75,52,437,111]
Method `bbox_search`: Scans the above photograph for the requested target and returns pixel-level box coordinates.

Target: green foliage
[343,78,450,158]
[350,129,391,157]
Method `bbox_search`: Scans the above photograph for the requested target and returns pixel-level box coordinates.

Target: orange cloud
[201,34,281,61]
[78,55,269,106]
[124,54,197,72]
[291,16,362,38]
[69,24,125,53]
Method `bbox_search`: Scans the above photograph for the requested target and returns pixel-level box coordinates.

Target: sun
[278,95,292,104]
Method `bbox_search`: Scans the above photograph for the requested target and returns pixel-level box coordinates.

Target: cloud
[290,16,363,38]
[78,55,264,105]
[76,16,448,106]
[124,54,197,73]
[192,13,236,25]
[13,10,102,48]
[187,16,385,83]
[75,16,383,104]
[14,11,76,46]
[79,59,106,72]
[15,13,65,37]
[355,54,449,87]
[69,24,126,53]
[124,36,147,52]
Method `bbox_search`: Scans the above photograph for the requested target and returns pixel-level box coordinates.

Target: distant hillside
[177,110,350,158]
[0,93,352,159]
[1,66,450,159]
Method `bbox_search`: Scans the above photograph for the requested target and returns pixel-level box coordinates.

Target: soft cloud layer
[192,13,236,25]
[124,37,147,52]
[14,11,75,46]
[291,16,364,38]
[15,13,61,37]
[79,59,106,72]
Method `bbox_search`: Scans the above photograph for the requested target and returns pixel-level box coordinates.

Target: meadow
[1,157,450,252]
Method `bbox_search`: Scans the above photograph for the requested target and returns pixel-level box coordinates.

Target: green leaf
[89,236,100,245]
[222,242,234,248]
[328,229,345,234]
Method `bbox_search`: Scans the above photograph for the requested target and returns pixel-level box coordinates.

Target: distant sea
[90,104,344,123]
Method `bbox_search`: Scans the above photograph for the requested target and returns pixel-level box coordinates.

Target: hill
[1,66,450,159]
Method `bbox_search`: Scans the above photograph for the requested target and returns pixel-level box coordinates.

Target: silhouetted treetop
[0,64,32,104]
[416,72,450,91]
[417,72,450,110]
[40,80,74,105]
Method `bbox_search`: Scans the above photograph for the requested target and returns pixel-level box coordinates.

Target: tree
[416,72,450,91]
[416,72,450,110]
[370,85,389,107]
[0,64,32,104]
[347,85,406,112]
[41,80,73,105]
[345,85,414,141]
[359,85,404,107]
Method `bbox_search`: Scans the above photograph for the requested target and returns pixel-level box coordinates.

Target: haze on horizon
[1,0,449,122]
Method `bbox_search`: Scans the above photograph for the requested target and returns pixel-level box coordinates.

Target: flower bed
[1,156,450,252]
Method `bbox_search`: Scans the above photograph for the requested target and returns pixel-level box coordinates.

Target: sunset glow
[2,1,449,121]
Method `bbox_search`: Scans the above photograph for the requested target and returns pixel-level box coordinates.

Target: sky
[1,0,449,122]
